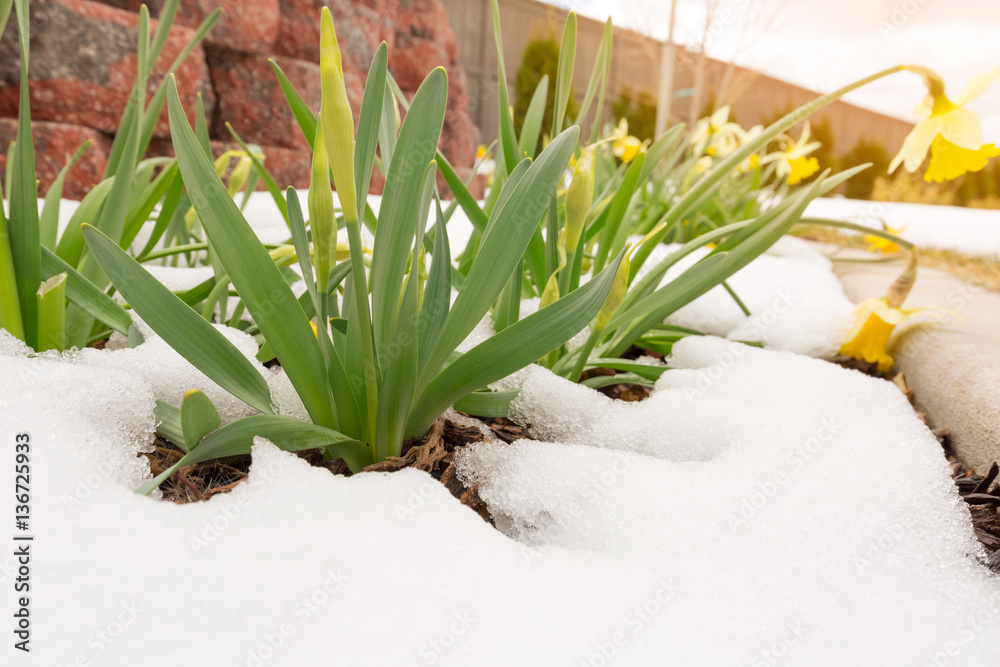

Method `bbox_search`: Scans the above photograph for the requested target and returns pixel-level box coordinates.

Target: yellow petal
[955,67,1000,106]
[939,108,984,151]
[924,136,1000,183]
[839,312,896,372]
[787,156,819,185]
[620,136,641,163]
[889,117,943,173]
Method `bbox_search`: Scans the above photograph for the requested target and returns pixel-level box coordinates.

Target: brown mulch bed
[142,415,536,523]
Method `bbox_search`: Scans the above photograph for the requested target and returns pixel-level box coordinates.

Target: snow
[2,328,999,665]
[637,236,857,357]
[4,192,998,664]
[458,337,1000,665]
[805,196,1000,258]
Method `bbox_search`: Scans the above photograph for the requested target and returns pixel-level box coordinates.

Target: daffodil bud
[268,244,297,266]
[227,154,252,197]
[319,6,359,225]
[565,148,594,256]
[309,120,335,293]
[212,151,233,179]
[539,273,560,310]
[593,255,630,332]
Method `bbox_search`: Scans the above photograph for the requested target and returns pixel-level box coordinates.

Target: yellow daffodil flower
[839,297,938,372]
[923,135,1000,183]
[474,144,496,183]
[611,119,643,163]
[694,156,713,174]
[761,122,821,185]
[690,106,744,159]
[891,67,1000,181]
[739,153,761,174]
[864,226,905,254]
[787,156,820,185]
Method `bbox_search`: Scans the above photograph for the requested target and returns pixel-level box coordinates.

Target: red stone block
[209,52,368,151]
[96,0,280,53]
[273,0,394,70]
[209,53,326,151]
[0,0,214,139]
[0,118,112,200]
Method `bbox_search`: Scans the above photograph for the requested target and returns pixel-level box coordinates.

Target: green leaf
[0,182,24,340]
[55,177,114,266]
[286,188,320,320]
[379,79,398,171]
[453,389,518,418]
[136,415,371,495]
[270,59,318,149]
[418,196,451,374]
[121,161,179,250]
[490,0,521,173]
[135,7,221,163]
[39,140,91,250]
[408,250,624,438]
[420,126,579,384]
[153,400,186,451]
[166,77,337,428]
[181,389,222,451]
[370,67,447,356]
[9,0,40,347]
[0,0,13,41]
[137,171,186,259]
[375,161,437,459]
[82,224,274,414]
[582,358,668,381]
[40,247,131,336]
[593,152,645,273]
[354,43,388,220]
[579,18,613,142]
[551,11,577,136]
[518,74,548,157]
[35,272,66,352]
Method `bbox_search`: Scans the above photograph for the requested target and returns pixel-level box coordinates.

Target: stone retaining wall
[0,0,479,199]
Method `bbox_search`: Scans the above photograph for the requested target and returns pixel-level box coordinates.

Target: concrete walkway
[831,251,1000,474]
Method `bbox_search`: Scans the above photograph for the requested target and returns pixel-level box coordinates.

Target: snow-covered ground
[805,197,1000,258]
[2,327,998,666]
[2,192,997,664]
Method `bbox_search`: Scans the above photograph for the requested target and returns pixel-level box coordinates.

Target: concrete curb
[830,250,1000,474]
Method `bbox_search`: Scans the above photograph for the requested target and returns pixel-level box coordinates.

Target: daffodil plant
[84,7,626,492]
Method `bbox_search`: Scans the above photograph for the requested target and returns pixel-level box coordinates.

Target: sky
[544,0,1000,139]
